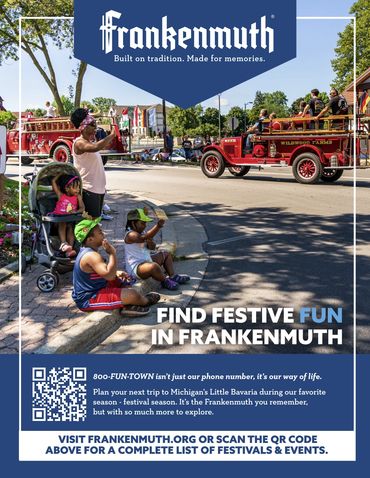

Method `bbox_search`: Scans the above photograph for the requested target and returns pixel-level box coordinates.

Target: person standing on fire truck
[71,108,115,219]
[45,101,56,118]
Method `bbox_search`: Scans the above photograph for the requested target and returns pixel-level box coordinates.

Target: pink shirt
[72,139,106,194]
[53,194,78,215]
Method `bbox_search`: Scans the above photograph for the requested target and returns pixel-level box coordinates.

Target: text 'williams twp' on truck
[200,115,370,184]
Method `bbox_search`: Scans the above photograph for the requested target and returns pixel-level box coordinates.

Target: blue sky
[0,0,356,113]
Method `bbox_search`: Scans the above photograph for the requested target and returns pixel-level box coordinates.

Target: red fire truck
[6,116,127,165]
[200,115,370,184]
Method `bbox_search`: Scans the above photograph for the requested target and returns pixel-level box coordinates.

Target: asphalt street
[11,162,370,353]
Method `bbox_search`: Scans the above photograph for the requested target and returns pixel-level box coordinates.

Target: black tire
[51,271,60,285]
[292,152,322,184]
[228,166,250,177]
[21,156,34,165]
[52,144,72,163]
[320,169,344,183]
[37,271,58,293]
[201,151,225,178]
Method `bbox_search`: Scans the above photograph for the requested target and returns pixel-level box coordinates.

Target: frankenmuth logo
[100,10,275,54]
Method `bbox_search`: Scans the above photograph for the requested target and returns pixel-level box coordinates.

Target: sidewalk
[0,191,208,354]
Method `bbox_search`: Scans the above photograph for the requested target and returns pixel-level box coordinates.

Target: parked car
[169,148,187,162]
[151,148,170,161]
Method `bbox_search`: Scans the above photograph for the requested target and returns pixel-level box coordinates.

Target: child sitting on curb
[72,217,160,317]
[124,208,190,291]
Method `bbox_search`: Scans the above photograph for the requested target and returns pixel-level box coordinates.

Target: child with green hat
[72,218,159,316]
[124,208,190,291]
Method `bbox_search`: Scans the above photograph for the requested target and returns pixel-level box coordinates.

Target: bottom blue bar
[0,354,369,475]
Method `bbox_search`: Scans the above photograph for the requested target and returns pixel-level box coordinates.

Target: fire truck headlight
[330,155,338,167]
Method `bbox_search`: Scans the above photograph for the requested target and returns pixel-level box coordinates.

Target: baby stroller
[26,162,84,292]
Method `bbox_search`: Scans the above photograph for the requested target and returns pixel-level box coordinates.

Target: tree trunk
[51,87,65,116]
[33,25,66,116]
[21,41,66,116]
[74,61,88,108]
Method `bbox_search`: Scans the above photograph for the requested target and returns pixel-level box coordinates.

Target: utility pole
[162,99,167,149]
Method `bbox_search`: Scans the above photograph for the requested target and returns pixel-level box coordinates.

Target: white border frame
[17,14,357,460]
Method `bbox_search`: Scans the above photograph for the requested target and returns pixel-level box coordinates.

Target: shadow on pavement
[156,201,370,354]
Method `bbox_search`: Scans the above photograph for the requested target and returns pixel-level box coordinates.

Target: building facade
[115,104,171,136]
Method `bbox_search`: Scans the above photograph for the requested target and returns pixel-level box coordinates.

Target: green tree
[92,97,117,114]
[0,1,87,114]
[25,108,44,117]
[249,90,289,122]
[188,123,219,137]
[81,100,96,113]
[224,106,248,135]
[167,106,201,136]
[0,111,16,127]
[52,95,74,116]
[332,0,370,91]
[201,107,219,126]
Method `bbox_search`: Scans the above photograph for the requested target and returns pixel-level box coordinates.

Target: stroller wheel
[37,271,58,293]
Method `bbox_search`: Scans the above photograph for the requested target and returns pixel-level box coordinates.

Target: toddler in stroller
[27,162,85,292]
[51,173,85,257]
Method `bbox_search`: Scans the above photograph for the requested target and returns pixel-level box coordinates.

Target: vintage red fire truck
[201,115,370,184]
[6,116,127,165]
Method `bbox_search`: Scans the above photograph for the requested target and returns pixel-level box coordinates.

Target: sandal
[60,242,72,253]
[121,305,150,317]
[146,292,161,305]
[171,274,190,285]
[60,242,76,258]
[161,277,179,291]
[121,275,137,286]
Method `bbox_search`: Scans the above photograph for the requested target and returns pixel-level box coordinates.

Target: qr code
[32,367,87,422]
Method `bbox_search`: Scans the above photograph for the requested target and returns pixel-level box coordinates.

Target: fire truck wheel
[228,166,250,177]
[52,144,72,163]
[201,151,225,178]
[292,153,322,184]
[320,169,344,183]
[21,156,34,165]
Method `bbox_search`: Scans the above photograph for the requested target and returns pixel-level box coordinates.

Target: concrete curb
[35,310,122,354]
[0,261,18,284]
[35,196,208,354]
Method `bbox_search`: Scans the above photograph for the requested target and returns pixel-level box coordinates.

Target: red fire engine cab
[201,115,370,184]
[6,116,126,165]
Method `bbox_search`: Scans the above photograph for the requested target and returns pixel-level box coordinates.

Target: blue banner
[74,0,297,107]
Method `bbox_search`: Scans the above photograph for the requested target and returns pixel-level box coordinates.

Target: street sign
[0,125,6,174]
[227,117,239,131]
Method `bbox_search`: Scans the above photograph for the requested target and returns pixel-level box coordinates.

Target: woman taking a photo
[71,108,115,218]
